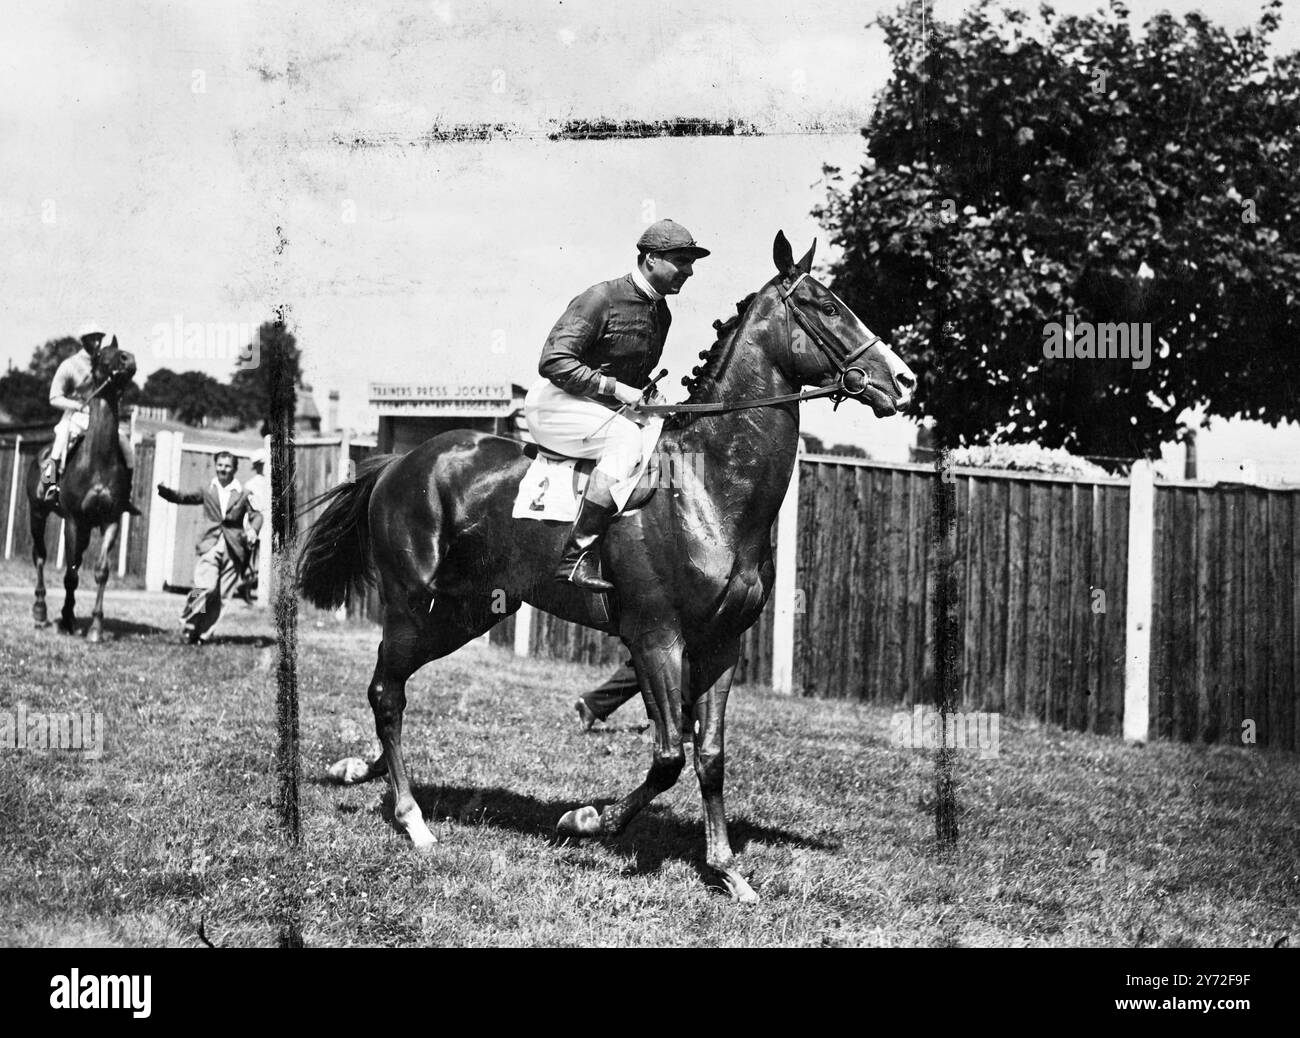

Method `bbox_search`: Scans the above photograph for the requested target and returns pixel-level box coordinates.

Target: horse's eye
[822,302,838,317]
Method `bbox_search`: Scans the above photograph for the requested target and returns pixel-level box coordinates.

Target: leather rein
[635,272,887,416]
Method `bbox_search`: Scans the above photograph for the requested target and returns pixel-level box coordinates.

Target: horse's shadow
[46,617,166,639]
[358,782,840,880]
[201,634,275,648]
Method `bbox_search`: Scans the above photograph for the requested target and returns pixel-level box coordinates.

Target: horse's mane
[667,292,758,429]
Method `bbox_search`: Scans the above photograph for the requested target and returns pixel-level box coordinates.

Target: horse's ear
[796,239,816,274]
[107,335,118,350]
[773,230,794,274]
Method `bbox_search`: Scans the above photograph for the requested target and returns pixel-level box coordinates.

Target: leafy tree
[27,337,82,384]
[229,320,300,433]
[139,369,239,426]
[827,442,871,459]
[0,370,57,423]
[0,337,82,423]
[815,0,1299,458]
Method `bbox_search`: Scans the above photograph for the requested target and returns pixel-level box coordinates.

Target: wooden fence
[1151,484,1298,750]
[1,431,154,580]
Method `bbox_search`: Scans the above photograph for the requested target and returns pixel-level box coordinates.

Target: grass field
[1,584,1297,947]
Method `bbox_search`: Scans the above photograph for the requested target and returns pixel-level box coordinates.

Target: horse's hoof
[707,865,760,904]
[327,757,371,784]
[397,808,437,851]
[556,805,602,839]
[34,620,51,629]
[86,629,102,644]
[408,828,437,853]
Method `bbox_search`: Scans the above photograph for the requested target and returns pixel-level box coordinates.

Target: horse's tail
[296,454,401,610]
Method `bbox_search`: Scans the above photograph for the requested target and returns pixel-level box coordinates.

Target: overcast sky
[3,0,1297,464]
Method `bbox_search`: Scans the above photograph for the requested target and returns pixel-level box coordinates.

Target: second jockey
[526,219,710,592]
[42,321,138,509]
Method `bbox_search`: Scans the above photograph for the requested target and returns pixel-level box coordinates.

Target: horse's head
[769,230,914,417]
[92,336,137,398]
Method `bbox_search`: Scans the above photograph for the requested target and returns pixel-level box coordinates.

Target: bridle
[80,352,132,411]
[637,272,891,416]
[779,272,887,406]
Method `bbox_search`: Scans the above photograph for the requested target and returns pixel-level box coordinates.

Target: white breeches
[51,411,132,466]
[524,379,644,481]
[51,411,90,464]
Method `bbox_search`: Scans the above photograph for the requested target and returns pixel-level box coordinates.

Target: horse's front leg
[689,641,757,903]
[557,634,686,839]
[86,520,120,644]
[31,510,51,628]
[58,520,91,635]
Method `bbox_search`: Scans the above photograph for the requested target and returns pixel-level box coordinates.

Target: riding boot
[40,458,60,505]
[555,496,618,592]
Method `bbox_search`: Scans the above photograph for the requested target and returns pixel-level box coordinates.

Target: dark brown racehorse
[25,339,137,642]
[297,232,915,901]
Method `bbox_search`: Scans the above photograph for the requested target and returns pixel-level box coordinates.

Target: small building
[369,381,528,454]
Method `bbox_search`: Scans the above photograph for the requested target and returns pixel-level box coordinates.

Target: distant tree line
[0,321,300,433]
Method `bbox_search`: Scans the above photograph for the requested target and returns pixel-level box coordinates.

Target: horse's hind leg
[86,520,120,644]
[331,603,485,851]
[558,635,687,839]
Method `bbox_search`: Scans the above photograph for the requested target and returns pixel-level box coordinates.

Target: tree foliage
[0,337,80,423]
[0,320,301,432]
[229,321,300,434]
[816,0,1299,456]
[139,369,240,426]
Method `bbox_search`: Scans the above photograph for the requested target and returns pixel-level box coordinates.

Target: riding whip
[582,368,668,442]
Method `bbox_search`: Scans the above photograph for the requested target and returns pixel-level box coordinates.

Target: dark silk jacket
[539,274,670,411]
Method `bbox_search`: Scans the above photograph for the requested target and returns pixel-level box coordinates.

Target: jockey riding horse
[40,322,140,512]
[525,219,708,591]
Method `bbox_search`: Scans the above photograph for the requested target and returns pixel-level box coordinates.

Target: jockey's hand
[644,386,668,408]
[612,382,643,407]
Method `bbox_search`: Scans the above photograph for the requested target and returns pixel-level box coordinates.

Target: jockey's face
[642,249,697,296]
[214,456,236,486]
[81,334,105,355]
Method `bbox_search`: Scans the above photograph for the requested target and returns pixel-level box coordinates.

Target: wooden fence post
[145,431,182,591]
[514,603,533,657]
[1124,460,1155,743]
[5,435,22,560]
[771,447,802,694]
[116,430,144,577]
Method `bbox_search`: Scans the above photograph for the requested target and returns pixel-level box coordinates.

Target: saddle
[511,419,665,523]
[37,436,132,509]
[510,445,654,522]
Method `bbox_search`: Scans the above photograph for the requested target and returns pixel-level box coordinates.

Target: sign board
[369,383,515,417]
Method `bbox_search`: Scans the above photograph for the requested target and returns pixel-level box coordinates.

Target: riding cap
[637,219,710,259]
[250,449,268,468]
[78,321,106,341]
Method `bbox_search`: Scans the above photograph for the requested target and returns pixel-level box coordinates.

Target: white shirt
[211,476,242,517]
[630,266,663,301]
[244,472,269,516]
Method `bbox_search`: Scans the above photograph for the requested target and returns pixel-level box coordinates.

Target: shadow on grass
[198,634,276,648]
[346,783,840,879]
[33,617,168,639]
